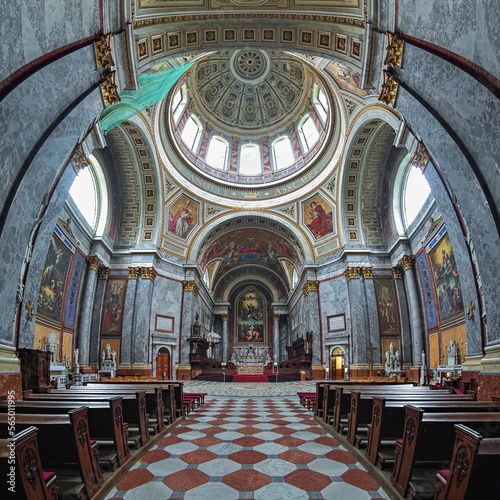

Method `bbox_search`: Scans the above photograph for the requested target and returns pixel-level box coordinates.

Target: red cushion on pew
[439,470,450,481]
[396,439,402,445]
[454,389,464,395]
[123,422,128,426]
[90,439,97,446]
[43,471,56,482]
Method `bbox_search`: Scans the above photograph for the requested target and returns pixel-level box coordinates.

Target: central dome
[191,49,310,135]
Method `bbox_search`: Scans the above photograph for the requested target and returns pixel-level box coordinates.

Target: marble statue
[106,343,111,359]
[385,351,391,372]
[102,350,105,363]
[395,351,401,370]
[74,348,79,365]
[384,344,401,375]
[112,350,116,363]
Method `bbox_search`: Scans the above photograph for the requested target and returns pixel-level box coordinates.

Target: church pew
[0,397,130,468]
[347,391,490,446]
[50,386,165,434]
[390,406,500,498]
[26,391,150,447]
[0,426,58,500]
[0,407,103,499]
[434,424,500,500]
[365,396,488,467]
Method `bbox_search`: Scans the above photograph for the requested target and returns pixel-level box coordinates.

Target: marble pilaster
[89,266,108,366]
[302,280,321,364]
[180,281,198,365]
[78,256,101,365]
[345,267,367,365]
[222,314,229,363]
[400,256,424,364]
[362,268,381,365]
[393,266,413,365]
[121,267,139,366]
[130,267,156,366]
[273,314,280,361]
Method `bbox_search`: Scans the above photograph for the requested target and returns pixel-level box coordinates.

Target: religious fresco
[235,286,267,345]
[167,194,199,240]
[200,228,301,287]
[326,61,378,97]
[303,194,334,240]
[428,232,464,322]
[101,279,128,335]
[38,235,73,321]
[416,251,438,329]
[374,278,400,335]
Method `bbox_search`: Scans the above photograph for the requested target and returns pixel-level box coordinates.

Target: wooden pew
[0,397,130,468]
[434,424,500,500]
[26,391,150,448]
[0,407,103,499]
[0,426,58,500]
[365,396,487,468]
[390,406,500,498]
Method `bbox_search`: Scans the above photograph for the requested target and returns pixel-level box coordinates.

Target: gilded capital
[399,255,415,271]
[345,267,360,281]
[302,280,319,296]
[95,33,114,69]
[411,142,429,172]
[101,71,120,107]
[141,267,157,281]
[384,31,404,68]
[379,70,398,106]
[221,314,229,322]
[273,314,280,322]
[87,255,102,271]
[183,280,200,295]
[128,267,140,279]
[98,266,109,279]
[392,266,403,279]
[361,267,373,278]
[71,144,89,173]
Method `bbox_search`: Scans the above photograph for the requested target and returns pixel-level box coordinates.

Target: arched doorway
[330,347,345,380]
[156,347,171,380]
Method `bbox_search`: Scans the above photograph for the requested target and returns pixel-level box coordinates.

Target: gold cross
[25,300,34,320]
[467,300,475,320]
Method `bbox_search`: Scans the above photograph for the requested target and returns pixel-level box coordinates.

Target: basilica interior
[1,1,500,498]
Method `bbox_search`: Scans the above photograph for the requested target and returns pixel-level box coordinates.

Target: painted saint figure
[169,200,193,238]
[307,201,333,238]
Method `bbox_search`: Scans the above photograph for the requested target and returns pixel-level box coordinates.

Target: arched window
[206,136,228,170]
[172,85,187,123]
[181,116,202,152]
[69,155,108,235]
[298,115,319,151]
[315,88,328,123]
[272,137,295,170]
[403,165,431,227]
[239,144,261,175]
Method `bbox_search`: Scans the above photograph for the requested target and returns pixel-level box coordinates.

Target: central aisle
[106,397,389,499]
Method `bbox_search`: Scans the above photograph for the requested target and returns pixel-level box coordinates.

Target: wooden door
[156,353,171,380]
[330,347,345,380]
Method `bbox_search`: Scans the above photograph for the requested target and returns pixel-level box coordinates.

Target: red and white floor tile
[105,397,389,500]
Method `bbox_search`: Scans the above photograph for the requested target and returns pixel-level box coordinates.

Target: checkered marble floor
[106,397,389,499]
[183,381,318,397]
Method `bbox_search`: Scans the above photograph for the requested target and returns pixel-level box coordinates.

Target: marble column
[273,314,280,361]
[221,313,229,362]
[345,267,366,365]
[131,267,156,367]
[77,256,102,366]
[393,266,412,366]
[362,267,381,365]
[89,266,108,367]
[302,280,321,364]
[180,281,199,365]
[399,255,425,365]
[121,267,139,367]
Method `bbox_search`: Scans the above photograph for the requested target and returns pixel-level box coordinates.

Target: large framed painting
[427,231,464,323]
[101,279,128,335]
[38,234,73,322]
[374,277,400,335]
[235,286,267,346]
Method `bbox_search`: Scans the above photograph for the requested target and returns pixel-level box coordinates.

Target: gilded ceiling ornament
[95,33,114,69]
[302,280,319,296]
[101,71,120,107]
[128,267,140,279]
[325,177,336,196]
[345,267,360,281]
[183,280,200,295]
[411,142,429,172]
[98,266,109,279]
[273,314,280,321]
[25,300,34,321]
[71,144,89,173]
[87,255,103,271]
[399,255,415,270]
[379,71,398,106]
[384,32,404,68]
[221,314,229,322]
[361,267,373,278]
[206,205,224,217]
[392,266,403,279]
[278,205,295,218]
[164,177,177,196]
[141,267,157,281]
[422,216,443,244]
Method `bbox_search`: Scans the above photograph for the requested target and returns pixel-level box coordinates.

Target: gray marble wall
[346,276,368,365]
[131,275,155,365]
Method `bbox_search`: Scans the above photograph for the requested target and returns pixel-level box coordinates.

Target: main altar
[231,345,271,375]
